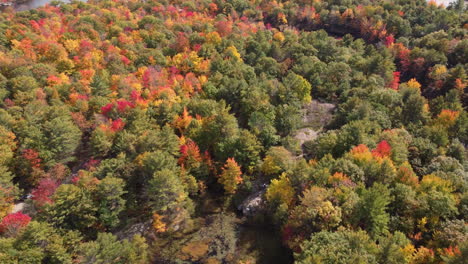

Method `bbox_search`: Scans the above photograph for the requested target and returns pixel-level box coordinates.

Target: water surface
[6,0,459,12]
[13,0,71,11]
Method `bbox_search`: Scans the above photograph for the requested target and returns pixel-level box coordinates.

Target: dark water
[238,224,293,264]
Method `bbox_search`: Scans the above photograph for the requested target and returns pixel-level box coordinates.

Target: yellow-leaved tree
[266,173,295,206]
[218,158,243,194]
[406,78,421,90]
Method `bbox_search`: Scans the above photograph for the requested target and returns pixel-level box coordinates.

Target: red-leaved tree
[31,178,59,207]
[0,212,31,236]
[388,71,400,90]
[179,140,202,169]
[22,149,41,168]
[372,140,392,158]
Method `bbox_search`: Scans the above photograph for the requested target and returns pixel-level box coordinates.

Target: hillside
[0,0,467,263]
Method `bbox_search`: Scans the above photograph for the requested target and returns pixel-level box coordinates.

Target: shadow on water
[196,192,293,263]
[238,223,294,264]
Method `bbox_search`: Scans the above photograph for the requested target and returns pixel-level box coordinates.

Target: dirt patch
[179,240,210,261]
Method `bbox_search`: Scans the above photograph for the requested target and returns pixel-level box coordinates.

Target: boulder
[238,189,266,216]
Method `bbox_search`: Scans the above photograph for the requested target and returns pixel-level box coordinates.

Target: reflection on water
[3,0,460,12]
[3,0,459,12]
[14,0,65,11]
[14,0,75,11]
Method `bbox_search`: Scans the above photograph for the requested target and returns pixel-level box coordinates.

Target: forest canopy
[0,0,466,263]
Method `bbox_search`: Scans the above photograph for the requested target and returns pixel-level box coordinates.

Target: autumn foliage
[173,108,193,133]
[371,140,392,159]
[22,149,41,168]
[0,212,31,236]
[179,140,202,169]
[0,0,465,262]
[388,71,400,90]
[218,158,243,194]
[31,178,59,207]
[436,109,460,128]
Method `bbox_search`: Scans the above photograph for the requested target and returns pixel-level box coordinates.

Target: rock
[301,100,335,129]
[294,100,335,149]
[238,190,266,216]
[115,220,152,240]
[12,202,24,213]
[294,128,319,146]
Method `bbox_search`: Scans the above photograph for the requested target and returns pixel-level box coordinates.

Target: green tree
[0,166,17,219]
[416,175,458,225]
[288,186,342,236]
[275,104,302,136]
[42,184,97,232]
[90,127,114,157]
[335,120,381,156]
[95,177,126,229]
[140,151,178,178]
[147,168,193,232]
[0,221,81,264]
[303,131,339,159]
[43,115,81,164]
[295,229,378,264]
[388,183,419,234]
[281,72,312,104]
[8,76,38,105]
[188,106,240,160]
[399,86,429,126]
[248,110,279,148]
[78,233,148,264]
[354,183,391,237]
[377,232,411,264]
[261,147,295,177]
[216,129,263,171]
